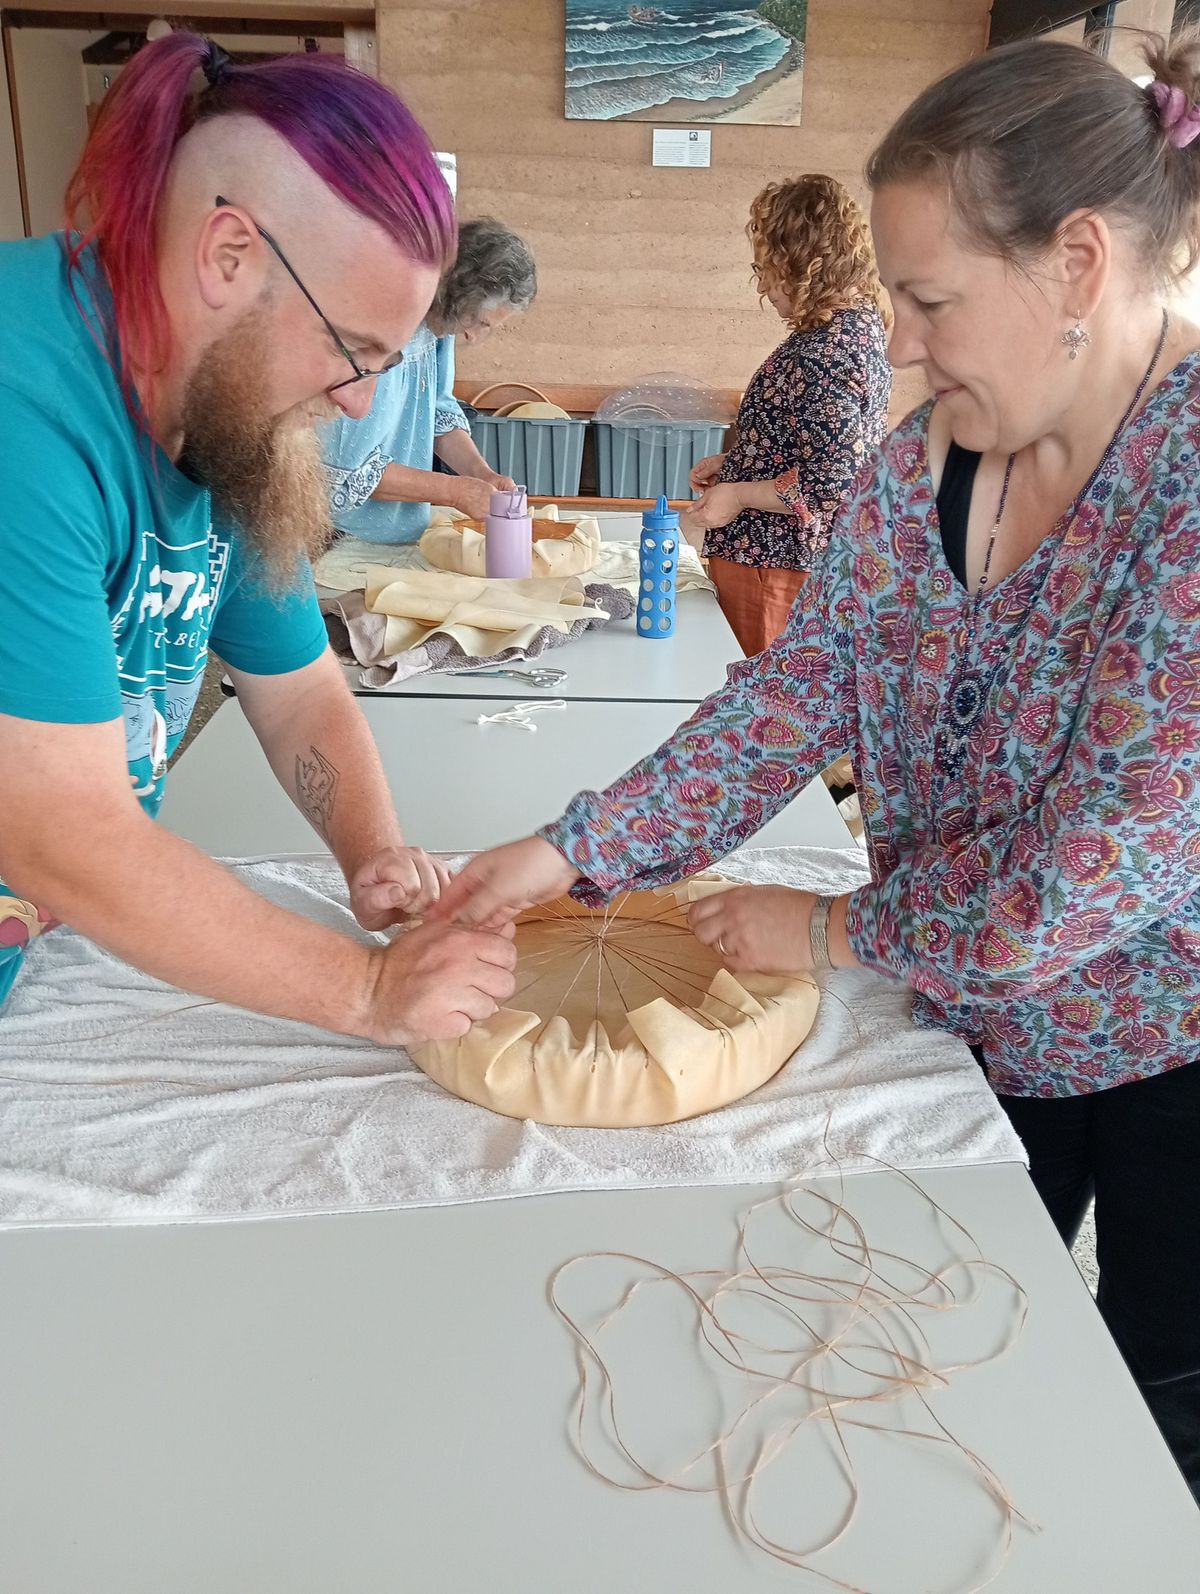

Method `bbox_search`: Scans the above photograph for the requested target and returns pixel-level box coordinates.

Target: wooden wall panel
[377,0,991,417]
[1107,0,1175,76]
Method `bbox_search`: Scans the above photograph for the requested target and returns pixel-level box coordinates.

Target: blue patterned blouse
[542,360,1200,1097]
[319,323,468,545]
[705,301,891,573]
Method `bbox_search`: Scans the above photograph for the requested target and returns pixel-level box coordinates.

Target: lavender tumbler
[484,486,533,579]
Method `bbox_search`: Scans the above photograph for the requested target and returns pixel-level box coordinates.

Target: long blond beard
[180,307,336,590]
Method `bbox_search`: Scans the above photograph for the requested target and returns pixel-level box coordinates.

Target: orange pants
[708,557,809,656]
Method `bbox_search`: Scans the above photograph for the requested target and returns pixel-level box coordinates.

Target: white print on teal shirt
[115,519,232,814]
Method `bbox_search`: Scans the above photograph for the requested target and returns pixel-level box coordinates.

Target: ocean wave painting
[565,0,806,125]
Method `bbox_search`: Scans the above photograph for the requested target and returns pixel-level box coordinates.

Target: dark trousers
[978,1053,1200,1504]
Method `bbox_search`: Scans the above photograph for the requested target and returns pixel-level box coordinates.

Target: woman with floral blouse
[684,174,891,655]
[441,33,1200,1499]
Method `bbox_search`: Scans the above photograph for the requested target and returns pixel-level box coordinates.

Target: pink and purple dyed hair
[65,33,456,411]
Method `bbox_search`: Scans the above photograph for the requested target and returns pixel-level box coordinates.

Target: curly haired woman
[684,174,892,655]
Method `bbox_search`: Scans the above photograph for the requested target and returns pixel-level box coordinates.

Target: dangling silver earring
[1061,315,1091,360]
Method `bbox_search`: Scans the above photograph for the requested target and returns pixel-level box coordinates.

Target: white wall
[10,29,99,236]
[10,28,345,242]
[0,45,25,239]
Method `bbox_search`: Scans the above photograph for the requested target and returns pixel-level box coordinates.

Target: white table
[22,504,1198,1586]
[343,589,737,704]
[331,508,734,705]
[162,695,855,854]
[0,1167,1195,1592]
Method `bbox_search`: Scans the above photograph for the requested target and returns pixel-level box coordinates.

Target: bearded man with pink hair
[0,36,516,1041]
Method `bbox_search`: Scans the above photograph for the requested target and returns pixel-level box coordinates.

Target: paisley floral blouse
[705,302,891,572]
[542,356,1200,1097]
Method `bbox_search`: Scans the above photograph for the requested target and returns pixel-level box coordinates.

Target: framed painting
[565,1,807,126]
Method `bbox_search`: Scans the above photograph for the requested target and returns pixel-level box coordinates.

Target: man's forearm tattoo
[295,745,340,840]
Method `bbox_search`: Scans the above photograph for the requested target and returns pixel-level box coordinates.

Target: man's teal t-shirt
[0,234,328,1002]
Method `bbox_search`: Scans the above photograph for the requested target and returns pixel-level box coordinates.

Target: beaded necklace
[932,308,1170,801]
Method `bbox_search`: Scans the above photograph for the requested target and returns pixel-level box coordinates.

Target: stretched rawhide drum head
[438,516,579,542]
[418,510,601,577]
[409,877,819,1128]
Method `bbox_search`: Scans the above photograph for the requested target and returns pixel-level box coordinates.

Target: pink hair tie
[1147,80,1200,149]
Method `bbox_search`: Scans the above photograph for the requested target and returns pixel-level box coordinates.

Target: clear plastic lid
[594,372,736,430]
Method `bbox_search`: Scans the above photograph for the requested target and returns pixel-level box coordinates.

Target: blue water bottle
[638,494,678,639]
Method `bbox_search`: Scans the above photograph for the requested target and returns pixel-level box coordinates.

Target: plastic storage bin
[466,382,587,498]
[592,421,728,500]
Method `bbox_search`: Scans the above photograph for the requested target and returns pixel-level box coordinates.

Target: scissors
[447,666,568,688]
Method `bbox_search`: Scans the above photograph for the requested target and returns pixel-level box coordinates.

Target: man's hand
[433,836,580,930]
[348,845,452,931]
[363,920,518,1044]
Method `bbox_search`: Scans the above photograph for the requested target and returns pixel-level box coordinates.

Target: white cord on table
[475,699,567,732]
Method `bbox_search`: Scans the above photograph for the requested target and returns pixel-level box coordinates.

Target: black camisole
[935,440,982,588]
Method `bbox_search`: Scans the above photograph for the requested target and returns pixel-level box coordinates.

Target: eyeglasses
[215,196,402,391]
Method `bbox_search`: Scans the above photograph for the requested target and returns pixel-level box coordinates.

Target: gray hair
[432,217,537,329]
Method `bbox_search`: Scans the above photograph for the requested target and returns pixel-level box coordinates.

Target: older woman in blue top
[322,217,537,540]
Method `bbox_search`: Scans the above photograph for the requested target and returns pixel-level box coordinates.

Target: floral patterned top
[542,356,1200,1098]
[705,301,891,573]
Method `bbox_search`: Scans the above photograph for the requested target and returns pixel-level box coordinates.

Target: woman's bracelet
[808,894,835,971]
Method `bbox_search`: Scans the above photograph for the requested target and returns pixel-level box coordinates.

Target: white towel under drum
[0,847,1024,1226]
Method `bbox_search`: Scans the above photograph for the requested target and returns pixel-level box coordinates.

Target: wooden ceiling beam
[3,9,347,31]
[0,0,370,24]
